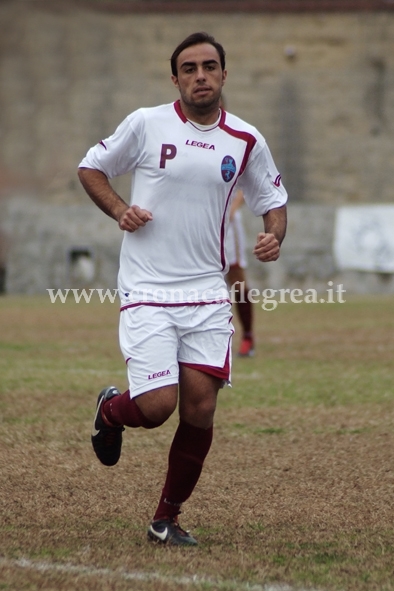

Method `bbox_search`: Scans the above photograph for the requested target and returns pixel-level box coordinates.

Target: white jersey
[79,101,287,306]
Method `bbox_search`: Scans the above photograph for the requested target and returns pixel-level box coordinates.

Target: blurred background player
[221,96,254,357]
[225,188,255,357]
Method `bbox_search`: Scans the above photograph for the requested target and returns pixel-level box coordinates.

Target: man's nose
[196,66,206,80]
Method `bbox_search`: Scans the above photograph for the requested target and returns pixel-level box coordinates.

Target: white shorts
[119,302,234,398]
[225,209,247,269]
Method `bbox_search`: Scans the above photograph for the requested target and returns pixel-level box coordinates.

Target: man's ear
[171,75,179,89]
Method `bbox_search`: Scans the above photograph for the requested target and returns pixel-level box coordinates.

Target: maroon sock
[102,390,161,429]
[153,420,213,521]
[235,290,253,337]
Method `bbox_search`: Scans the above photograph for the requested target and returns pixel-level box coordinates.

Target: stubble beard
[182,88,222,117]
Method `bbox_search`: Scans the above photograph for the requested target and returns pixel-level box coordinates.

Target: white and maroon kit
[79,100,287,306]
[79,101,287,394]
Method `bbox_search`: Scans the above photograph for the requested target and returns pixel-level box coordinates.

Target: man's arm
[253,204,287,262]
[77,167,152,232]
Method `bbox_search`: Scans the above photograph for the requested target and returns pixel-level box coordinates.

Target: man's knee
[136,384,178,425]
[178,366,222,428]
[179,391,218,429]
[195,396,217,418]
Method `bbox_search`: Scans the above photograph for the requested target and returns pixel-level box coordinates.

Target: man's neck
[179,100,221,126]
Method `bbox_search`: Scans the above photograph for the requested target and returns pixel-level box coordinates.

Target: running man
[78,31,287,546]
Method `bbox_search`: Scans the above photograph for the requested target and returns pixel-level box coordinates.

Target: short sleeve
[78,110,145,179]
[237,136,288,216]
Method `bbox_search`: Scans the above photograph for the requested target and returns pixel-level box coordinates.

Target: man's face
[172,43,227,111]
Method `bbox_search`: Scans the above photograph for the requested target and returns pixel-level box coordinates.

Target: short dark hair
[170,32,226,77]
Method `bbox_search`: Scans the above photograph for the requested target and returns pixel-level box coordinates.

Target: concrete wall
[3,197,393,295]
[2,197,122,294]
[0,1,394,206]
[0,1,393,294]
[243,203,394,295]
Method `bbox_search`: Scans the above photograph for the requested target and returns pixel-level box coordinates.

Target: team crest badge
[221,156,236,182]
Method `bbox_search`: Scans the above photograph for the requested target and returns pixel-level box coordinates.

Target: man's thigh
[119,305,180,398]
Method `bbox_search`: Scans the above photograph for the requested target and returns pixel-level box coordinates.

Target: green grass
[0,294,394,591]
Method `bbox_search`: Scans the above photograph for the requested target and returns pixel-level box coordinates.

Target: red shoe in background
[238,337,255,357]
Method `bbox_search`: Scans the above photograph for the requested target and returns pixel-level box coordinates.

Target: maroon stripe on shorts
[179,345,231,380]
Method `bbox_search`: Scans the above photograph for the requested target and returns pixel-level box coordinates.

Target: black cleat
[148,518,198,546]
[91,386,124,466]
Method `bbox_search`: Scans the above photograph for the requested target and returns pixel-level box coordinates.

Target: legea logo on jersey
[221,156,236,182]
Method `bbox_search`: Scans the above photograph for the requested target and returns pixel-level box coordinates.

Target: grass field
[0,294,393,591]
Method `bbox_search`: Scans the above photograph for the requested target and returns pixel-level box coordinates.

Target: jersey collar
[173,100,226,129]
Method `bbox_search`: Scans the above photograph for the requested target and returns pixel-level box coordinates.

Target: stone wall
[0,1,393,294]
[0,1,393,206]
[243,203,394,295]
[3,197,393,295]
[2,197,122,294]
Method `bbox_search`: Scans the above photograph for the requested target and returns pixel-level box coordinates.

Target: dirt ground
[0,295,393,591]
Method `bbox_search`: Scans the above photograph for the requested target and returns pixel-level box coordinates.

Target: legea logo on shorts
[148,369,171,380]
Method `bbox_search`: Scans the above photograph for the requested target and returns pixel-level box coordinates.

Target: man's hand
[254,205,287,262]
[118,205,153,232]
[253,232,280,262]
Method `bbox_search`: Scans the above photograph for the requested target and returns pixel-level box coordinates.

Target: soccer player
[78,32,287,546]
[225,188,255,357]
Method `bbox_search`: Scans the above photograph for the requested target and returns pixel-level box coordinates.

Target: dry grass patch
[0,295,393,591]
